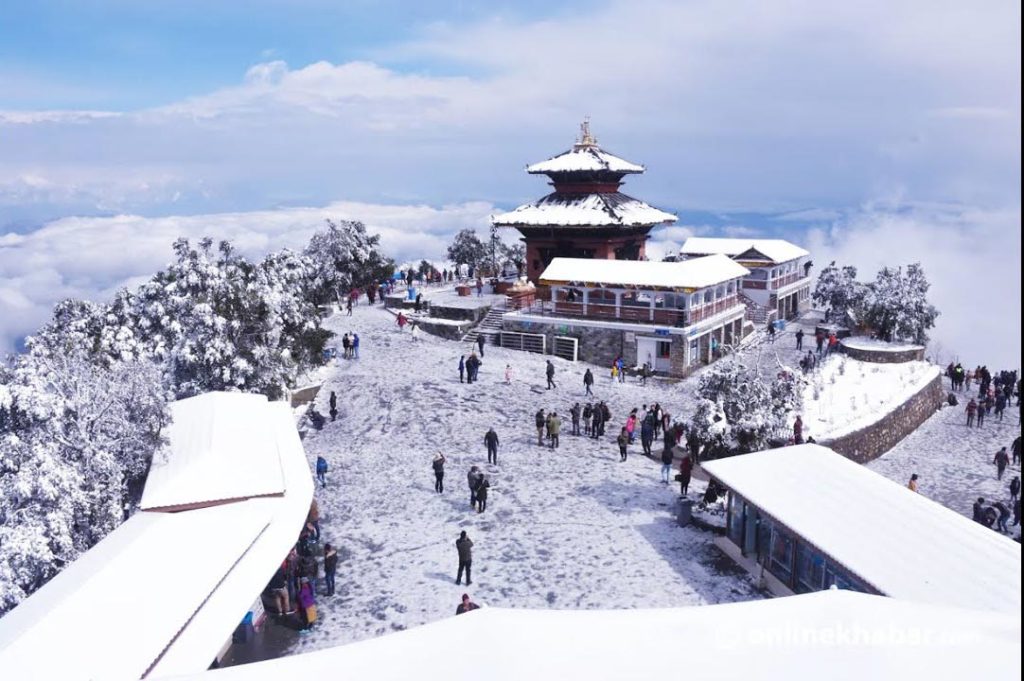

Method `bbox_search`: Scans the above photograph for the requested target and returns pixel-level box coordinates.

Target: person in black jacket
[660,441,675,484]
[546,360,557,389]
[323,544,338,596]
[432,453,446,493]
[455,531,473,586]
[484,428,500,464]
[455,593,480,615]
[583,368,594,396]
[467,465,482,507]
[535,409,546,446]
[476,476,490,513]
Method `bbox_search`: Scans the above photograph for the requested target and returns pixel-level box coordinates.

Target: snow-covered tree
[812,261,869,323]
[0,351,169,614]
[689,357,806,457]
[446,229,488,270]
[304,219,395,306]
[863,263,939,344]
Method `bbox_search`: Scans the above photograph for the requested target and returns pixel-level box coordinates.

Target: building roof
[161,590,1020,681]
[140,392,285,511]
[491,192,676,228]
[702,444,1021,614]
[0,394,314,681]
[526,145,645,175]
[679,237,810,264]
[539,254,749,290]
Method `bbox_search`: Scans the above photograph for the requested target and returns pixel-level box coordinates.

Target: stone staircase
[462,302,507,346]
[740,293,776,325]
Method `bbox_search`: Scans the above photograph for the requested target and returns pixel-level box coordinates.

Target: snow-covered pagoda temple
[492,121,676,283]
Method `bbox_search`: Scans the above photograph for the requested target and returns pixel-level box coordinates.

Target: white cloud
[805,203,1022,370]
[0,0,1018,217]
[0,201,493,355]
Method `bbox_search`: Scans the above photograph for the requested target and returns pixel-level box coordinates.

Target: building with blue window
[702,444,1020,613]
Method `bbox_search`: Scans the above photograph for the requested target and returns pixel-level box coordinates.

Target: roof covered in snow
[526,144,645,175]
[702,444,1021,613]
[491,192,676,228]
[680,237,810,264]
[0,394,313,681]
[140,392,285,510]
[539,254,749,290]
[162,590,1020,681]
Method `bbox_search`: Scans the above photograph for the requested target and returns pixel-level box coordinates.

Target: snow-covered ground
[291,304,764,653]
[801,356,940,440]
[868,400,1021,520]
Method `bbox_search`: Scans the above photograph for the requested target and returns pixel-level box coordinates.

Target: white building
[679,237,812,322]
[703,444,1021,612]
[502,254,749,375]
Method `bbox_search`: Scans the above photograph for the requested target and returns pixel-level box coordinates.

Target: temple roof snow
[491,192,676,228]
[539,254,749,290]
[680,237,809,264]
[526,145,645,175]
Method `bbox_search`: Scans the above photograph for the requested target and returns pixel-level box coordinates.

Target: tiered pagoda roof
[492,120,676,230]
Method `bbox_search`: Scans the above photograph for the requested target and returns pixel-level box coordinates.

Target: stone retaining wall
[430,303,490,323]
[417,318,473,340]
[820,374,944,463]
[839,341,925,363]
[290,384,322,408]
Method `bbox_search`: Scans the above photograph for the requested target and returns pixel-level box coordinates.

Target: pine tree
[304,219,395,306]
[864,263,939,343]
[446,229,488,271]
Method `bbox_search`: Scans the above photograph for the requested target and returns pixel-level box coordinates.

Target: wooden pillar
[582,288,590,315]
[648,289,656,322]
[614,291,622,319]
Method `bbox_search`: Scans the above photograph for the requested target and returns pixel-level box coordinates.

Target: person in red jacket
[678,456,692,497]
[794,415,804,444]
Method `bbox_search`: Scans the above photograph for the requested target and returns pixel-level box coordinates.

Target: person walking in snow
[546,360,557,390]
[455,531,473,586]
[678,455,692,496]
[459,355,466,383]
[504,364,512,385]
[827,332,839,356]
[569,403,581,436]
[484,427,500,465]
[995,393,1007,420]
[353,333,360,359]
[907,473,919,492]
[414,292,423,313]
[972,497,986,523]
[475,475,490,512]
[316,455,328,487]
[476,333,485,357]
[660,440,674,484]
[815,329,825,355]
[346,297,353,316]
[767,321,776,343]
[617,428,629,462]
[396,311,408,331]
[467,465,483,507]
[584,368,594,396]
[994,447,1010,480]
[966,398,977,427]
[466,353,481,383]
[433,453,446,493]
[795,328,804,350]
[641,414,655,458]
[994,502,1011,533]
[1014,436,1022,465]
[616,357,626,383]
[1009,476,1020,505]
[455,593,480,615]
[323,544,338,597]
[583,403,593,435]
[976,400,986,427]
[535,409,546,446]
[793,415,804,444]
[341,333,351,359]
[625,411,637,444]
[476,277,484,297]
[547,411,562,449]
[328,391,338,422]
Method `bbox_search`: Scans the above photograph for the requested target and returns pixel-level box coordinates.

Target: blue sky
[0,0,1020,365]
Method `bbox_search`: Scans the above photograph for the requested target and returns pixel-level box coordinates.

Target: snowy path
[868,400,1021,519]
[290,304,762,653]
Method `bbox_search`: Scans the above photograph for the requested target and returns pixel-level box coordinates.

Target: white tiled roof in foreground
[491,192,676,228]
[163,590,1020,681]
[702,444,1021,614]
[0,394,314,681]
[539,254,749,290]
[140,392,285,510]
[680,237,810,263]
